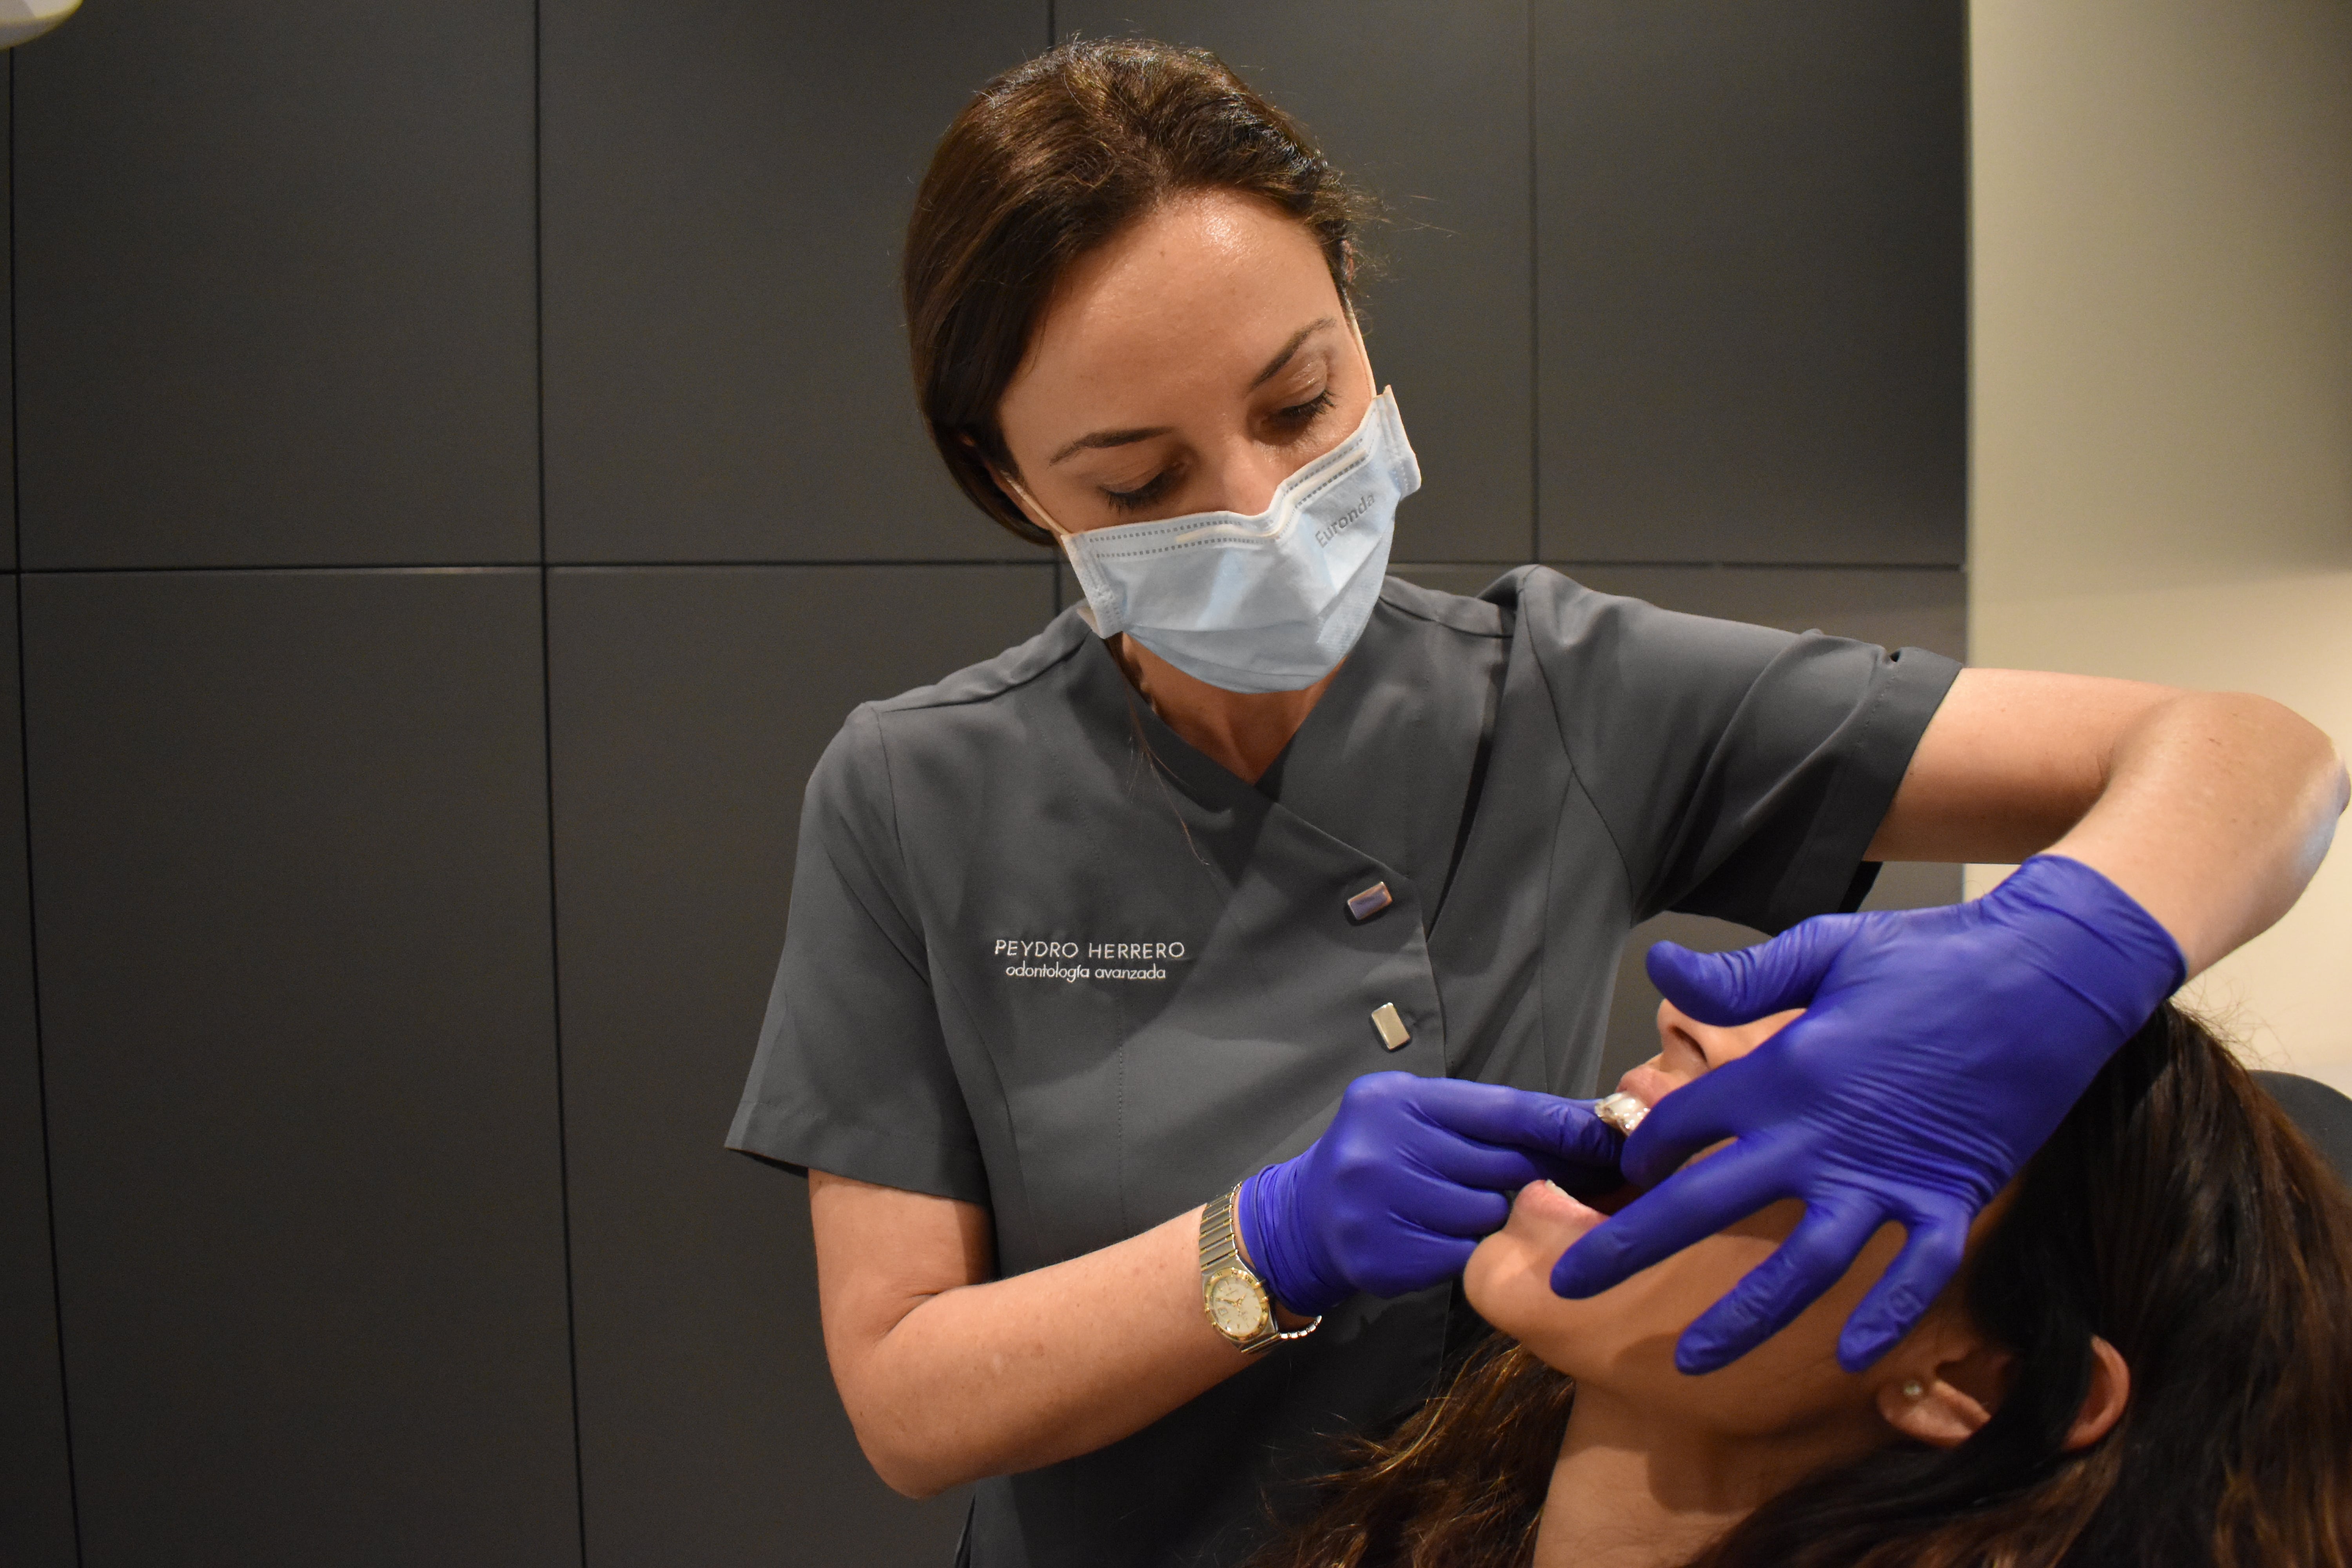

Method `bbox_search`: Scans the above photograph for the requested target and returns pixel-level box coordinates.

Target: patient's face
[1464,999,1913,1436]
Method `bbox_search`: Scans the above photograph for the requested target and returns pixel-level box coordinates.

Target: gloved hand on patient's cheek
[1547,854,2185,1374]
[1238,1071,1624,1318]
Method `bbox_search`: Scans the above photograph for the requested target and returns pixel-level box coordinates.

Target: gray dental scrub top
[728,566,1960,1568]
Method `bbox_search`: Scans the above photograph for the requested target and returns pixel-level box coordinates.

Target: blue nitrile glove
[1238,1072,1625,1318]
[1549,854,2185,1375]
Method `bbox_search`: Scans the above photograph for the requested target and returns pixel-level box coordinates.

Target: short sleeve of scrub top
[727,566,1961,1568]
[1513,570,1947,931]
[728,706,987,1200]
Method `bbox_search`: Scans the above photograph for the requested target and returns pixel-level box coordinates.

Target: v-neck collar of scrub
[1062,586,1501,913]
[1063,602,1385,811]
[1062,624,1271,818]
[1243,615,1396,799]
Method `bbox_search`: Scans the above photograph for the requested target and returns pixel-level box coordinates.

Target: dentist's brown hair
[902,38,1371,545]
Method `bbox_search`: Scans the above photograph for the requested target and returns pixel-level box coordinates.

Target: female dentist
[726,39,2345,1568]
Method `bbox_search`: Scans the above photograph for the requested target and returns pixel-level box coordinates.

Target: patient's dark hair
[1254,1003,2352,1568]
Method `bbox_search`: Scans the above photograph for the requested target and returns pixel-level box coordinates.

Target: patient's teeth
[1594,1091,1648,1135]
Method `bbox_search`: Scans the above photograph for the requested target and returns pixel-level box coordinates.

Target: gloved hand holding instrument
[1238,1072,1627,1318]
[1548,854,2187,1374]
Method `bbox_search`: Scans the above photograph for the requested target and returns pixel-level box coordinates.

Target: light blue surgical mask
[1011,387,1421,694]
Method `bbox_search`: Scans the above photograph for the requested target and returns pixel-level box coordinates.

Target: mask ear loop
[1341,300,1381,401]
[1000,449,1203,860]
[990,454,1077,559]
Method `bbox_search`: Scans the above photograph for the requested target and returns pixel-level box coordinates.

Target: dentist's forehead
[1007,193,1346,417]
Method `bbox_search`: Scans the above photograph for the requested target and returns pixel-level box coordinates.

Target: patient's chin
[1465,1180,1610,1351]
[1462,1240,1539,1346]
[1469,1263,1597,1376]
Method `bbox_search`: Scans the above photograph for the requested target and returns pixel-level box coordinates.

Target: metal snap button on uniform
[1370,1002,1411,1051]
[1346,882,1393,922]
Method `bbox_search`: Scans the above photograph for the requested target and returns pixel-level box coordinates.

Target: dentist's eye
[1102,470,1179,513]
[1269,388,1335,437]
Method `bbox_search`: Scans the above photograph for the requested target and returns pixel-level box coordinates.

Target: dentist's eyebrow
[1049,425,1172,465]
[1046,316,1338,465]
[1248,316,1338,390]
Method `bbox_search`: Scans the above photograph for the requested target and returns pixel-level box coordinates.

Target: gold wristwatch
[1200,1182,1321,1353]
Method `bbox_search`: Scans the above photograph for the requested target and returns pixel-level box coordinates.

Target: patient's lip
[1616,1062,1675,1109]
[1511,1177,1604,1241]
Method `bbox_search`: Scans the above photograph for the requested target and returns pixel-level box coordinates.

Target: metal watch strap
[1200,1182,1320,1352]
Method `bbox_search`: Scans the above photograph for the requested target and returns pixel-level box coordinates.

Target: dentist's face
[992,189,1374,535]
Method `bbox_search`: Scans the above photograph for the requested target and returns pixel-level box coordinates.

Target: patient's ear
[1875,1332,2130,1452]
[1874,1336,2012,1449]
[2061,1336,2129,1451]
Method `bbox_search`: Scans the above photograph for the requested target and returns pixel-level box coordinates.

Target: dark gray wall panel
[1060,2,1534,562]
[15,4,537,568]
[1534,1,1967,564]
[3,65,15,571]
[548,564,1053,1565]
[541,2,1044,563]
[1394,562,1963,1085]
[23,571,576,1566]
[0,587,75,1568]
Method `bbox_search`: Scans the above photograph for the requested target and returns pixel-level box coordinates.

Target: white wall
[1969,0,2352,1089]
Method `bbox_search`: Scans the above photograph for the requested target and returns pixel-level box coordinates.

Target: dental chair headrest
[2254,1071,2352,1189]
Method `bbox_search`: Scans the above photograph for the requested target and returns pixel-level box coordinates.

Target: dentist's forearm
[2047,690,2344,974]
[811,1174,1251,1498]
[1868,669,2345,975]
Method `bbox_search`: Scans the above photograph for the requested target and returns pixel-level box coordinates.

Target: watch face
[1205,1269,1268,1339]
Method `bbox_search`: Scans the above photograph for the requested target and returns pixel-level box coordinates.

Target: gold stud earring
[1901,1380,1925,1399]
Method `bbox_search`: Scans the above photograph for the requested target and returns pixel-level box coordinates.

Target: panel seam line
[533,3,593,1560]
[13,40,91,1565]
